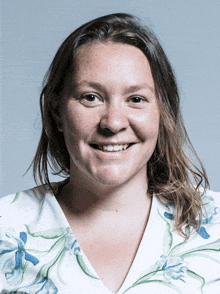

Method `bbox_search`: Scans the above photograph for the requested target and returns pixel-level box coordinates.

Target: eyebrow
[74,81,154,94]
[123,84,154,94]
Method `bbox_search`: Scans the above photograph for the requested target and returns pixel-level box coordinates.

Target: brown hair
[31,13,209,238]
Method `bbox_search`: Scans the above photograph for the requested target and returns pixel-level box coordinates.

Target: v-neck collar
[117,195,166,293]
[37,185,168,294]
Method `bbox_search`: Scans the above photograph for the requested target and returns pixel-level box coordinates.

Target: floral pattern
[156,255,187,283]
[18,278,58,294]
[200,195,220,224]
[164,194,220,239]
[122,192,220,293]
[0,230,39,286]
[0,187,219,293]
[64,227,81,256]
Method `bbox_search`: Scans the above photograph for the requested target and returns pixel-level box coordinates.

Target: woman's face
[59,42,160,186]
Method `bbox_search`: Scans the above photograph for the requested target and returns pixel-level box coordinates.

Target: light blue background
[0,0,219,196]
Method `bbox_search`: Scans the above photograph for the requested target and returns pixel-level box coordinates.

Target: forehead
[73,41,154,91]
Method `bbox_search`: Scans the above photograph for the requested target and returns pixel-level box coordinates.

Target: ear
[52,100,63,132]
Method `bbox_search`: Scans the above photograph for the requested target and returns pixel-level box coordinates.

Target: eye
[82,94,99,103]
[78,93,103,107]
[129,96,146,104]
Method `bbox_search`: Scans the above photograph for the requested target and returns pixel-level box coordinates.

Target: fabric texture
[0,183,219,294]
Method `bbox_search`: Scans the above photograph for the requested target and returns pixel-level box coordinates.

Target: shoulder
[0,184,47,209]
[0,181,68,240]
[153,189,220,291]
[200,188,220,226]
[0,180,66,208]
[0,185,47,226]
[0,181,67,227]
[201,188,220,207]
[155,187,220,242]
[0,182,66,228]
[159,188,220,226]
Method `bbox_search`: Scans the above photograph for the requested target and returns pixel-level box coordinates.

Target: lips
[90,143,134,152]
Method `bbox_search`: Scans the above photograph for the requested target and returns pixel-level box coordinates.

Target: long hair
[31,13,209,238]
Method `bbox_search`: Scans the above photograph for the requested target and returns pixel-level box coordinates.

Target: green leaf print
[76,254,99,280]
[163,221,173,253]
[25,224,67,239]
[123,278,183,294]
[168,239,187,256]
[148,280,183,293]
[40,246,65,278]
[133,266,161,286]
[179,238,220,257]
[183,252,220,264]
[57,250,67,284]
[19,260,28,285]
[11,192,20,203]
[185,226,190,237]
[47,235,67,253]
[187,270,205,291]
[158,208,173,251]
[122,264,161,293]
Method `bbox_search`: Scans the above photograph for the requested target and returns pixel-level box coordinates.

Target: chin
[93,176,127,187]
[90,167,134,187]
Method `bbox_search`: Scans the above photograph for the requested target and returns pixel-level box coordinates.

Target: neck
[56,165,151,219]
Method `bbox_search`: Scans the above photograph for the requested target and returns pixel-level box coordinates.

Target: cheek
[62,103,93,138]
[60,111,83,157]
[130,109,160,141]
[61,105,100,160]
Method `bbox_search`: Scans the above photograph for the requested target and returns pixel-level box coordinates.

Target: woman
[0,13,219,294]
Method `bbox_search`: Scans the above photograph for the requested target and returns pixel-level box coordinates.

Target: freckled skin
[59,41,160,188]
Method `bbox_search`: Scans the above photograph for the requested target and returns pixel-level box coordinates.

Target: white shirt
[0,184,219,293]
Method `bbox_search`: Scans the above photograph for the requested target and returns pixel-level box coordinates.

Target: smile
[90,144,132,152]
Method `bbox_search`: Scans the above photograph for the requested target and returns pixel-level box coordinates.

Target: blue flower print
[0,230,39,286]
[157,255,188,283]
[164,203,175,221]
[18,277,58,294]
[200,195,220,224]
[164,195,220,239]
[195,195,220,239]
[65,227,81,255]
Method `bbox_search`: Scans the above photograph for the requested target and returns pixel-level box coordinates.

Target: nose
[99,102,129,134]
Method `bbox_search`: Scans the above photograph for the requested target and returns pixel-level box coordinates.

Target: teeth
[98,144,129,152]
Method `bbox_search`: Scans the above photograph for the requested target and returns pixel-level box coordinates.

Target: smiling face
[58,42,160,187]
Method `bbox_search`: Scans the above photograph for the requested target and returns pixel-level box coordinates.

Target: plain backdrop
[0,0,220,196]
